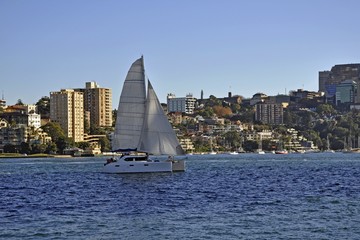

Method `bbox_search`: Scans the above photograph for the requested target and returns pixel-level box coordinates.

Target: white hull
[275,150,288,154]
[103,155,185,173]
[104,159,172,173]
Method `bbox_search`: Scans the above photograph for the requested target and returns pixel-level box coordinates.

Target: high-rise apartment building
[335,80,357,105]
[86,82,112,127]
[319,64,360,103]
[76,82,112,128]
[167,93,196,114]
[50,89,84,142]
[255,102,283,125]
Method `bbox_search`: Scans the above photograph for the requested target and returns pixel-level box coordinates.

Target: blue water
[1,153,360,239]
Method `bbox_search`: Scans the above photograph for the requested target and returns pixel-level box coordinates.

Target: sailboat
[209,137,217,155]
[342,135,353,153]
[104,57,185,173]
[256,134,265,154]
[275,140,288,154]
[324,134,335,153]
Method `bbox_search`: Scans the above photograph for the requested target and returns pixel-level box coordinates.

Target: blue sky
[1,0,359,108]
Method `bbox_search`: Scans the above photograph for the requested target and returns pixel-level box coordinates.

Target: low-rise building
[1,104,41,129]
[0,125,29,151]
[0,99,6,109]
[179,138,195,153]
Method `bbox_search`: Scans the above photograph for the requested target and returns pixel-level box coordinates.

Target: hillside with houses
[1,88,360,156]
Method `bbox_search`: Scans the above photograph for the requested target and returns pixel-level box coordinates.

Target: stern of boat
[172,160,185,172]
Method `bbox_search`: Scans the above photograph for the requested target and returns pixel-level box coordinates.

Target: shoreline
[0,154,105,159]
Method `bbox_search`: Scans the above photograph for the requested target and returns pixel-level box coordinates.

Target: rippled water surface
[1,153,360,239]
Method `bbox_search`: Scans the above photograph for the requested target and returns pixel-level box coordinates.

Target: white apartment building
[28,113,41,129]
[22,104,41,128]
[23,104,37,114]
[0,99,6,108]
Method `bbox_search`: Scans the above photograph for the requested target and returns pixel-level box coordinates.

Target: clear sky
[1,0,359,108]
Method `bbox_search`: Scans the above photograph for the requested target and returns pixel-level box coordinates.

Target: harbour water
[1,153,360,239]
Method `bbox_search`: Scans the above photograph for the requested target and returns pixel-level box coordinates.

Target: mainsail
[112,57,146,150]
[112,57,184,156]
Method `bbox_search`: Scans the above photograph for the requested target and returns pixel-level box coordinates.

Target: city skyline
[2,61,359,108]
[1,0,360,108]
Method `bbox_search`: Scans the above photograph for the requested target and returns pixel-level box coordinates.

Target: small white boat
[256,149,265,154]
[275,150,288,154]
[228,151,239,155]
[324,135,335,153]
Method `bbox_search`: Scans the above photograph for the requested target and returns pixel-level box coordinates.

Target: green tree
[316,104,336,116]
[262,139,275,151]
[41,122,74,154]
[332,127,348,139]
[193,137,210,152]
[112,109,117,127]
[198,106,214,118]
[209,95,221,106]
[90,126,107,135]
[243,140,257,152]
[223,131,240,150]
[99,137,111,152]
[41,122,65,142]
[20,142,31,154]
[331,138,345,150]
[56,136,71,154]
[36,96,50,116]
[76,141,91,150]
[4,144,17,153]
[84,119,90,134]
[283,110,297,127]
[31,143,47,154]
[45,142,58,154]
[303,129,322,149]
[230,103,241,114]
[237,106,254,123]
[16,99,24,105]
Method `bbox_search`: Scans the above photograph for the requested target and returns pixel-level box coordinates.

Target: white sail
[138,80,184,155]
[112,57,146,150]
[112,56,184,155]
